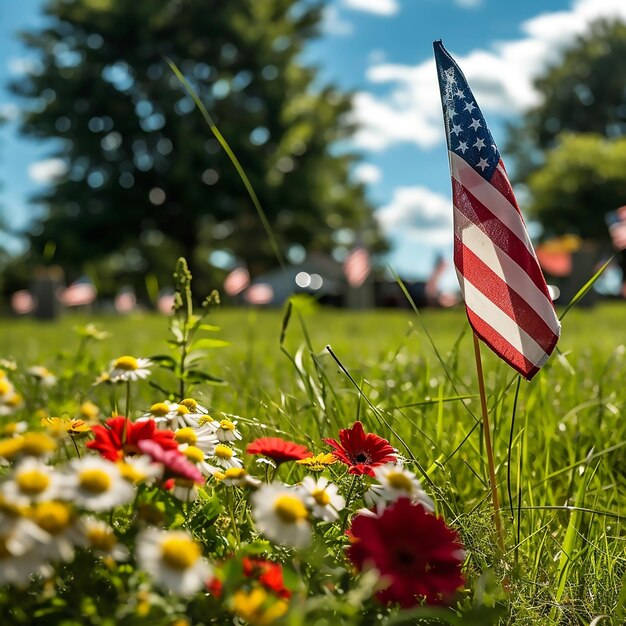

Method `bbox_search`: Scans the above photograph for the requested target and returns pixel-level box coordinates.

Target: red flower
[347,498,465,607]
[323,421,396,476]
[246,437,312,465]
[208,557,291,599]
[87,416,179,461]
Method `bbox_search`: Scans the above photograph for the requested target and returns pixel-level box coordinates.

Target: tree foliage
[11,0,383,295]
[506,19,626,241]
[526,133,626,240]
[507,19,626,181]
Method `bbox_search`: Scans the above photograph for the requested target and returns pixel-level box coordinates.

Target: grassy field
[1,301,625,624]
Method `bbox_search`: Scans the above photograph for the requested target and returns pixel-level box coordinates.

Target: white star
[477,158,489,171]
[457,141,468,154]
[492,144,498,152]
[469,118,481,131]
[473,138,486,150]
[444,68,456,84]
[451,123,462,136]
[464,101,476,113]
[455,89,465,99]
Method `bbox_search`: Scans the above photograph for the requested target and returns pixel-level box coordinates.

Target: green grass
[1,302,625,624]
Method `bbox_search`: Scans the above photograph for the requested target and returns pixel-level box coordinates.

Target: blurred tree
[10,0,383,297]
[525,133,626,240]
[506,19,626,184]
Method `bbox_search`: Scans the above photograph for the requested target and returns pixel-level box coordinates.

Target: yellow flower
[231,586,288,626]
[20,433,57,457]
[0,437,24,461]
[79,401,100,421]
[41,417,91,437]
[296,452,337,472]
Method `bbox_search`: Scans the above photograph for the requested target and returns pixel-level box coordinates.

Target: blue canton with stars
[433,40,500,182]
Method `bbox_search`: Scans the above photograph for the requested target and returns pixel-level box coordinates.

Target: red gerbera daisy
[87,416,179,461]
[246,437,312,465]
[323,421,396,476]
[347,498,465,607]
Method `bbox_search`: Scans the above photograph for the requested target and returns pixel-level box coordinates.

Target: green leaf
[190,338,231,350]
[148,354,177,370]
[184,369,227,385]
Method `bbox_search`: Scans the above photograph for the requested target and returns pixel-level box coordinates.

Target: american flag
[434,41,560,380]
[344,246,371,288]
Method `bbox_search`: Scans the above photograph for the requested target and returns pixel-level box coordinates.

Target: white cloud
[376,185,452,245]
[353,162,383,184]
[323,5,354,36]
[28,159,67,184]
[342,0,400,17]
[353,0,626,151]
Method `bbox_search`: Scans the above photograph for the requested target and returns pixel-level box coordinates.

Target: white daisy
[211,444,243,469]
[0,538,52,586]
[108,356,152,383]
[116,455,163,485]
[220,467,261,488]
[136,528,212,596]
[299,476,345,522]
[364,463,434,512]
[214,418,242,443]
[0,392,24,416]
[178,397,209,414]
[27,366,57,387]
[174,426,218,454]
[168,478,199,502]
[0,376,15,400]
[29,501,81,562]
[252,483,311,549]
[67,457,135,511]
[79,517,129,561]
[1,457,73,506]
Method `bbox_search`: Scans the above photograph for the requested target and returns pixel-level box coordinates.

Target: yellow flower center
[219,420,235,431]
[150,402,170,417]
[224,467,247,480]
[214,444,233,460]
[87,526,117,552]
[32,502,71,535]
[197,415,214,426]
[113,356,138,371]
[17,469,51,495]
[0,380,11,395]
[160,536,201,570]
[273,494,308,524]
[21,433,56,457]
[117,462,146,483]
[1,423,20,436]
[213,471,226,481]
[179,398,197,410]
[0,437,24,460]
[183,446,205,463]
[176,405,190,415]
[174,428,197,445]
[79,468,112,493]
[386,472,414,492]
[311,488,331,506]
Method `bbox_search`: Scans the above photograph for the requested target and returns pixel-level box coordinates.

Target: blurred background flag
[343,245,371,288]
[223,266,250,297]
[433,40,560,381]
[244,283,274,305]
[58,280,97,307]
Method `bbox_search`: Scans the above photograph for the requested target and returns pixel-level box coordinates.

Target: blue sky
[1,0,625,281]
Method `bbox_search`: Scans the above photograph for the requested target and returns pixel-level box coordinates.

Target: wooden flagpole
[472,333,505,553]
